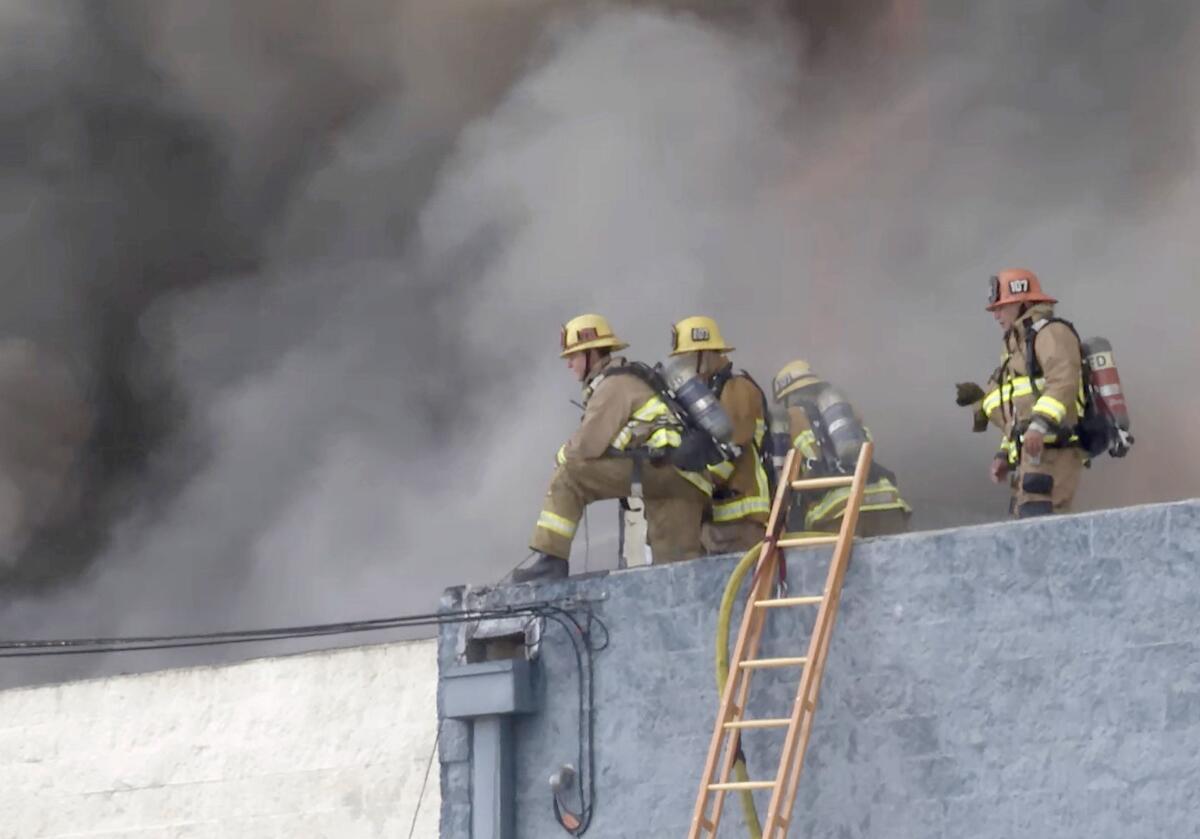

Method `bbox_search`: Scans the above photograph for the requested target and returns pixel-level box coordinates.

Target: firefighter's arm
[560,379,635,462]
[979,361,1008,431]
[1030,324,1082,437]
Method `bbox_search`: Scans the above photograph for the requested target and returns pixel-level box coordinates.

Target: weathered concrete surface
[439,500,1200,838]
[0,639,440,838]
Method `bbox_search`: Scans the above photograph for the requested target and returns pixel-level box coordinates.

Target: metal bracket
[441,657,541,839]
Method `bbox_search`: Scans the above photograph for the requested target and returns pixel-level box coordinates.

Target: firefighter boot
[511,553,569,584]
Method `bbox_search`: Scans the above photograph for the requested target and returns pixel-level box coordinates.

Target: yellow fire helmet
[559,314,629,358]
[772,359,823,401]
[670,315,735,356]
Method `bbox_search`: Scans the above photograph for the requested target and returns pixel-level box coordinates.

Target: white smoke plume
[1,0,1198,686]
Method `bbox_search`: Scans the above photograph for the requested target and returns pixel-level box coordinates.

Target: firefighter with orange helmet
[516,314,711,583]
[669,316,771,554]
[956,269,1087,517]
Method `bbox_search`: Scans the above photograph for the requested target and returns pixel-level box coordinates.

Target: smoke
[0,0,1198,686]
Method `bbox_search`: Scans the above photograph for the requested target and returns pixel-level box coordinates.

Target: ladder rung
[791,475,854,490]
[739,656,807,669]
[708,781,775,791]
[754,595,824,608]
[724,718,791,729]
[777,534,839,549]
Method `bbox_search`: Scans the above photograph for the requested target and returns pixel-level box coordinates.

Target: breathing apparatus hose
[716,542,765,839]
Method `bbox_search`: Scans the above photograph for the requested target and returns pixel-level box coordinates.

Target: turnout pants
[701,520,766,556]
[807,507,913,538]
[1010,446,1084,518]
[531,457,707,564]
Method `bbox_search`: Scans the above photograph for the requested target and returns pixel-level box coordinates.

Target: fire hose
[716,542,765,838]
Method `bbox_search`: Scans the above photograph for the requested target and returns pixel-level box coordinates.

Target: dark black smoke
[0,0,1196,689]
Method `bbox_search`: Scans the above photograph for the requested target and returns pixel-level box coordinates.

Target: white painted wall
[0,639,439,839]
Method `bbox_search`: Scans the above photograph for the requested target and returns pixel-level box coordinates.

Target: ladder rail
[709,574,772,830]
[775,610,836,835]
[775,447,873,831]
[762,442,874,834]
[771,529,857,834]
[687,448,802,838]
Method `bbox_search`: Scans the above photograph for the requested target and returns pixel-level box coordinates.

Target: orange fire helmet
[986,268,1057,311]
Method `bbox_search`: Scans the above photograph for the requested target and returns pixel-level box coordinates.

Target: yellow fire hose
[716,542,765,838]
[716,533,828,837]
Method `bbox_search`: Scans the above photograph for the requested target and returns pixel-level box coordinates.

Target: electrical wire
[0,604,556,658]
[407,719,443,839]
[536,604,608,836]
[1,571,612,834]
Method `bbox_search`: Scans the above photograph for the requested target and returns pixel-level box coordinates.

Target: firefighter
[956,269,1086,517]
[669,316,771,554]
[516,314,711,583]
[772,360,912,536]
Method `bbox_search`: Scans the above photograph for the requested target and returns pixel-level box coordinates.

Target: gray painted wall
[439,500,1200,838]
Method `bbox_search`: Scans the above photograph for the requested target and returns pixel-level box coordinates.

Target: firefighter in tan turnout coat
[668,316,771,555]
[516,314,711,583]
[772,360,912,537]
[957,269,1087,517]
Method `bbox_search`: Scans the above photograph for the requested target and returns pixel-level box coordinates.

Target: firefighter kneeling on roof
[516,314,712,584]
[957,268,1088,517]
[771,360,912,536]
[668,316,771,554]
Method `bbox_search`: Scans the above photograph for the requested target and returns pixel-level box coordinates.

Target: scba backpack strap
[791,393,840,478]
[712,366,779,495]
[1022,316,1110,458]
[738,369,780,496]
[710,364,734,399]
[602,362,726,471]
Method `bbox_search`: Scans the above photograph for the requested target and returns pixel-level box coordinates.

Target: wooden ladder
[688,442,874,838]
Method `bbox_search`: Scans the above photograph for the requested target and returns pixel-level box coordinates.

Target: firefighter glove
[989,454,1009,484]
[955,382,986,406]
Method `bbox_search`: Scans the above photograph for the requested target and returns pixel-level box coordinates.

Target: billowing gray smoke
[1,0,1197,686]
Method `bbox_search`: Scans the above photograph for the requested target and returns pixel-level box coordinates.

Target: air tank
[660,355,733,445]
[815,386,868,468]
[1081,336,1131,433]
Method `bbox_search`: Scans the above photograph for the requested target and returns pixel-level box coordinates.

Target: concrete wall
[0,639,440,839]
[439,500,1200,838]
